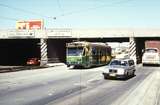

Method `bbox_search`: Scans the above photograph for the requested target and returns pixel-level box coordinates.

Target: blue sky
[0,0,160,28]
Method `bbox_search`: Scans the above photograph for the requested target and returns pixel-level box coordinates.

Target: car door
[121,60,130,76]
[128,60,135,75]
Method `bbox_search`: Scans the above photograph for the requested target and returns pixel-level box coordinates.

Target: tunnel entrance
[0,39,40,66]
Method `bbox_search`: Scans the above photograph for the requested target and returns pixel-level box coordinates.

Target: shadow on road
[105,75,136,81]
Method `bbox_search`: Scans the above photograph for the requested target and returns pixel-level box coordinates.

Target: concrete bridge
[0,28,160,66]
[1,28,160,38]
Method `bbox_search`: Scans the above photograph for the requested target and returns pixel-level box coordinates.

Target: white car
[102,58,136,79]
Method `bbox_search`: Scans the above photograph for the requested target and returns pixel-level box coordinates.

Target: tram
[66,41,112,68]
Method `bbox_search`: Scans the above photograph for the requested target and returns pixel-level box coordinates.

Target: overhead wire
[0,16,18,21]
[56,0,134,18]
[0,0,134,20]
[57,0,64,15]
[55,0,66,27]
[0,3,54,19]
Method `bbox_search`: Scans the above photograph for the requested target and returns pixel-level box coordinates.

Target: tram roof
[67,41,110,48]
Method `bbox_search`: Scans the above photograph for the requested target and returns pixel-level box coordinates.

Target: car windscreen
[67,47,83,56]
[145,49,158,53]
[110,60,128,66]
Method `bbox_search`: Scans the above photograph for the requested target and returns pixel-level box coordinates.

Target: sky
[0,0,160,29]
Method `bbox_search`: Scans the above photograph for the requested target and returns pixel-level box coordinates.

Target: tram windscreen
[67,47,83,56]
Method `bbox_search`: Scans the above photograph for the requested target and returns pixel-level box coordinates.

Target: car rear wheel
[103,74,108,79]
[67,65,70,67]
[132,70,135,77]
[143,63,146,66]
[125,72,129,79]
[84,64,91,69]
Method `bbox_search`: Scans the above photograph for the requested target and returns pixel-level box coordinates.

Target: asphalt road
[0,65,159,105]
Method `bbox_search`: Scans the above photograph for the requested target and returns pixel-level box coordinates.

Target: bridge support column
[129,37,137,64]
[40,38,48,66]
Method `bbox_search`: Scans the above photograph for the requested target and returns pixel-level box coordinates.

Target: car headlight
[102,68,109,73]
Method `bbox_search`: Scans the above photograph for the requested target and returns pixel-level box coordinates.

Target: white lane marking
[87,78,102,83]
[74,83,86,86]
[48,91,55,96]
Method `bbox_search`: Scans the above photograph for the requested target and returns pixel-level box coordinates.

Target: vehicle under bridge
[0,38,130,66]
[1,37,158,66]
[47,37,160,65]
[47,38,129,64]
[0,39,40,66]
[135,37,160,64]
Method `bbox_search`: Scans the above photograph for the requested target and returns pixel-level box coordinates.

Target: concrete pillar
[40,38,48,66]
[129,37,137,64]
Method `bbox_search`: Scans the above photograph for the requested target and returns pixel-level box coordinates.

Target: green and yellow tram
[66,41,112,68]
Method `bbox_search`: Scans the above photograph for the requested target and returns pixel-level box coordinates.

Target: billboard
[16,19,44,30]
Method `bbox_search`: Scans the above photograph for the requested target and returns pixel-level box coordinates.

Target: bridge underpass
[0,29,160,66]
[47,38,129,64]
[0,37,159,66]
[47,37,160,65]
[135,37,160,64]
[0,39,40,66]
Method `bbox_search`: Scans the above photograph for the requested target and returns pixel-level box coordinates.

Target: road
[0,64,159,105]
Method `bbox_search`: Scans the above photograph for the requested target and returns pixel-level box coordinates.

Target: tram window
[100,50,102,56]
[92,48,96,55]
[83,48,86,56]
